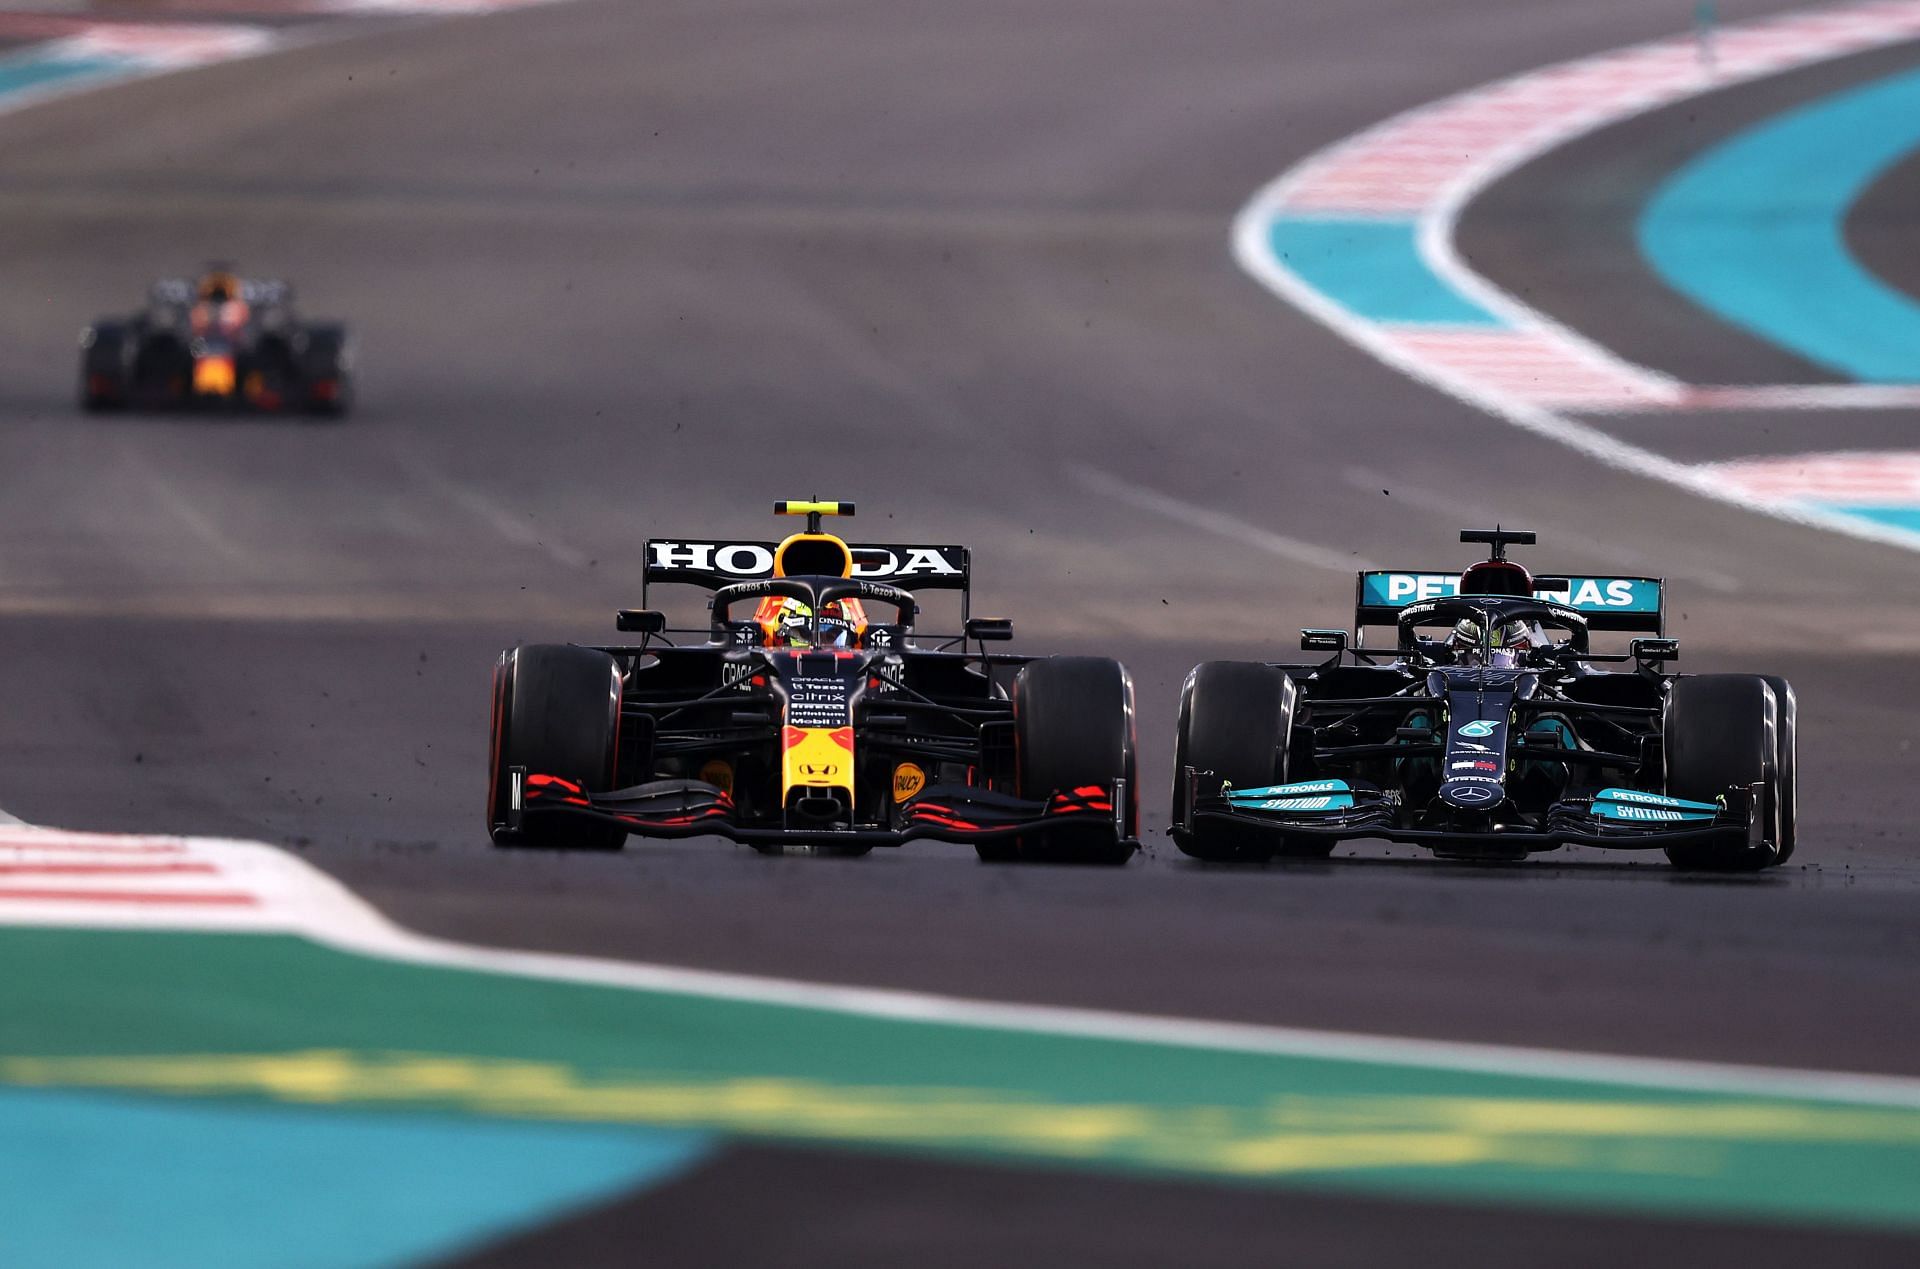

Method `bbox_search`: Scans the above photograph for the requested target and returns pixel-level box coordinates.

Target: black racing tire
[78,322,131,412]
[1759,674,1798,865]
[1171,661,1327,862]
[297,324,353,418]
[489,644,626,851]
[1663,674,1785,871]
[131,334,191,408]
[988,656,1137,865]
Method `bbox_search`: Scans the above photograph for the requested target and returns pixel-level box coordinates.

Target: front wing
[1174,769,1765,854]
[498,769,1130,848]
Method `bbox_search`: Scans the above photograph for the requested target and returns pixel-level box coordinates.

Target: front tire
[1759,675,1798,864]
[1171,661,1326,862]
[985,656,1136,865]
[79,323,130,412]
[1663,674,1787,871]
[489,644,626,851]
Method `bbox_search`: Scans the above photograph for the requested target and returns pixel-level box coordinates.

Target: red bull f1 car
[489,501,1139,863]
[1171,529,1796,870]
[79,267,352,416]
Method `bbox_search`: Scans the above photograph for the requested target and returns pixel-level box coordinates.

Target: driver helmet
[1449,616,1546,669]
[197,269,240,304]
[776,599,857,649]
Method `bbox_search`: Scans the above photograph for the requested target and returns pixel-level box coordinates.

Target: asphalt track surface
[1,0,1918,1263]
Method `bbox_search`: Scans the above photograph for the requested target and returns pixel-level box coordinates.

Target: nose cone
[782,725,855,793]
[1439,778,1501,808]
[193,355,237,396]
[1440,690,1513,812]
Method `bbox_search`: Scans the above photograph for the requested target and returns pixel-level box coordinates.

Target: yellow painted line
[10,1050,1920,1183]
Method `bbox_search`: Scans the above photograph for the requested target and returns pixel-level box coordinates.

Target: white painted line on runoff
[1233,0,1920,557]
[1070,464,1373,574]
[7,819,1920,1109]
[1590,383,1920,413]
[387,444,593,570]
[1703,451,1920,504]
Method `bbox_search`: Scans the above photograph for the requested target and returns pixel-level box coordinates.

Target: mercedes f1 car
[1171,529,1796,870]
[79,266,352,416]
[489,501,1140,863]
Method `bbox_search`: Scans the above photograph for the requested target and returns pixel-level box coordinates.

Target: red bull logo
[782,725,854,797]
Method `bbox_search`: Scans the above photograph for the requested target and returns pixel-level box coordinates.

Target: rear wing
[644,538,971,596]
[147,278,290,305]
[1354,571,1664,634]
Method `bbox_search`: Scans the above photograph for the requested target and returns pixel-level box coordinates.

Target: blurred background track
[0,0,1916,1262]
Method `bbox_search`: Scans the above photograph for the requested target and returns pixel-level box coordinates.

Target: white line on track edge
[1069,464,1373,573]
[11,827,1920,1109]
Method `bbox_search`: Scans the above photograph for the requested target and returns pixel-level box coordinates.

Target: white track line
[1070,464,1373,573]
[7,823,1920,1108]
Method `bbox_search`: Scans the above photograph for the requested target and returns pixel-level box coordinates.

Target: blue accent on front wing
[1359,571,1662,615]
[1640,65,1920,382]
[1594,803,1717,824]
[1593,789,1718,824]
[1228,780,1358,813]
[1230,779,1351,800]
[1595,788,1719,813]
[1268,217,1504,326]
[0,1087,715,1269]
[1244,794,1357,812]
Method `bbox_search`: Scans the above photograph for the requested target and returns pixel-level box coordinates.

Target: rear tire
[78,323,130,412]
[1172,661,1328,862]
[297,324,353,418]
[489,644,626,851]
[1663,674,1784,871]
[986,656,1136,865]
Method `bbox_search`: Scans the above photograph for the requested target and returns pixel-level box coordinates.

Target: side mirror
[1300,628,1349,654]
[616,609,667,635]
[965,617,1014,643]
[1630,637,1678,662]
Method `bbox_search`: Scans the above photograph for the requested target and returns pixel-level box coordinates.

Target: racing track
[0,0,1918,1263]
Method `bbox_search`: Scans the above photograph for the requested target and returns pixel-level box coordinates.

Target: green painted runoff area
[4,927,1919,1231]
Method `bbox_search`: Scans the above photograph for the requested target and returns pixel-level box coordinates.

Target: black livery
[79,267,352,416]
[489,501,1139,863]
[1171,529,1796,870]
